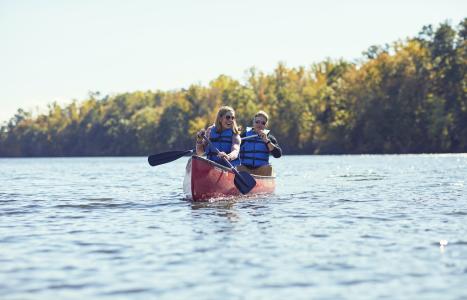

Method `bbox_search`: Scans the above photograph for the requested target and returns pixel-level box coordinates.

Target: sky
[0,0,465,123]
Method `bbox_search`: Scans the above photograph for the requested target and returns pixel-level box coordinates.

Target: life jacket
[240,129,270,168]
[206,127,240,167]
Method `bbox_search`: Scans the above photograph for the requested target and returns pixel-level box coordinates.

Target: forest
[1,19,465,156]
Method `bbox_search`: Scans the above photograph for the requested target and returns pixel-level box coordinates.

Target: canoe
[183,155,275,201]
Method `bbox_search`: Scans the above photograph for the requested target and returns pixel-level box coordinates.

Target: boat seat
[237,164,274,176]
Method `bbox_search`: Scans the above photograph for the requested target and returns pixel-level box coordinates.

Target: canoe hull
[183,156,275,201]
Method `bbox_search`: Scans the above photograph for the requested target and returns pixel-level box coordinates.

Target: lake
[1,155,466,299]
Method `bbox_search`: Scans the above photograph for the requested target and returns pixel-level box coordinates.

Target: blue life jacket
[206,127,240,167]
[240,129,270,168]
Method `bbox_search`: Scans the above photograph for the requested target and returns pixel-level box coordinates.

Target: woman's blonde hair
[215,106,240,134]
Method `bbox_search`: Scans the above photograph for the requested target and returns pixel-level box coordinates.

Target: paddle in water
[201,134,257,195]
[147,135,259,167]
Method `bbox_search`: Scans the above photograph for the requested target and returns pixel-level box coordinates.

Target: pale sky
[1,0,465,123]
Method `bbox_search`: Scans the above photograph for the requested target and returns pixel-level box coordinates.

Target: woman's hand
[258,130,269,143]
[217,151,230,161]
[196,129,206,143]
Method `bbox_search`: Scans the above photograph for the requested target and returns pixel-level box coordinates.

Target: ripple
[355,216,392,222]
[338,278,384,285]
[450,241,467,246]
[87,249,122,255]
[308,263,356,271]
[0,198,18,202]
[348,177,385,181]
[48,283,93,290]
[361,234,383,239]
[336,174,386,181]
[53,202,132,209]
[311,234,328,238]
[262,282,315,288]
[102,288,153,295]
[447,210,467,216]
[73,241,123,247]
[335,198,380,203]
[407,272,427,278]
[92,197,116,201]
[0,209,38,216]
[287,214,313,219]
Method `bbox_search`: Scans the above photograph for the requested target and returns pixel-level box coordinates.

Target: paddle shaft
[203,134,238,170]
[148,134,259,167]
[241,134,259,140]
[201,135,243,177]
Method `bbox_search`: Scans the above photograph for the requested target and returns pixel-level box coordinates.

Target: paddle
[148,149,193,166]
[147,135,259,167]
[201,134,256,195]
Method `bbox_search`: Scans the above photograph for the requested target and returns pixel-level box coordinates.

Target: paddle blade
[148,150,193,166]
[234,171,257,194]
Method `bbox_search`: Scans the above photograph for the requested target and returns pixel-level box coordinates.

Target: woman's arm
[227,134,241,160]
[268,135,282,158]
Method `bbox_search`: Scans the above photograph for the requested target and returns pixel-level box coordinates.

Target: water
[1,155,466,300]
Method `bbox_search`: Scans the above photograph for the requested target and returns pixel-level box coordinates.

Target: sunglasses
[224,115,235,120]
[255,120,266,125]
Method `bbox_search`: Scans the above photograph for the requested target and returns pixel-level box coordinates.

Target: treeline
[1,19,466,156]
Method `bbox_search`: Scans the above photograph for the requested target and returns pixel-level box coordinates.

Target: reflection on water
[191,200,240,222]
[0,155,466,300]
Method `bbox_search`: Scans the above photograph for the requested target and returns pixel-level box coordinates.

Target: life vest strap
[240,155,269,162]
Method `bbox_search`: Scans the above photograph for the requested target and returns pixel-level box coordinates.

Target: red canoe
[183,155,276,201]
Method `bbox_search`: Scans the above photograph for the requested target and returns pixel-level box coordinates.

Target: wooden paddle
[147,135,259,167]
[201,134,256,195]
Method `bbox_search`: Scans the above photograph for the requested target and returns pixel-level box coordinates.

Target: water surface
[1,155,466,299]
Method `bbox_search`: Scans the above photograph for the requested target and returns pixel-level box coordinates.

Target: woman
[238,110,282,176]
[195,106,241,167]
